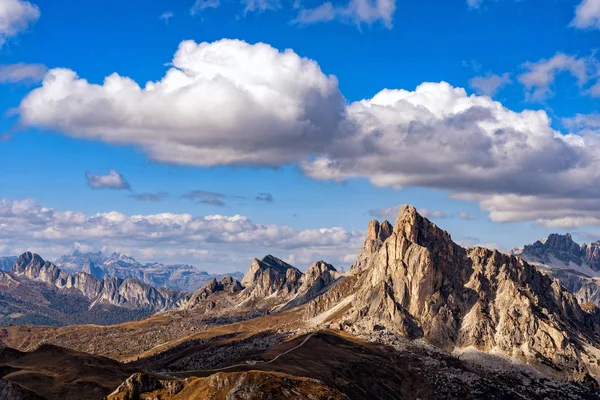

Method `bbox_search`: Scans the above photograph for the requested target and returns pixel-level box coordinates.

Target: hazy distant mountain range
[0,256,16,272]
[0,252,188,326]
[4,251,243,293]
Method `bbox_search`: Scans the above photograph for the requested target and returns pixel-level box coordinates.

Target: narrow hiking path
[179,332,316,374]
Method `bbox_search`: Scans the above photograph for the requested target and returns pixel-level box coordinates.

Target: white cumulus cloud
[303,81,600,228]
[571,0,600,29]
[0,198,364,272]
[0,0,39,48]
[20,39,345,167]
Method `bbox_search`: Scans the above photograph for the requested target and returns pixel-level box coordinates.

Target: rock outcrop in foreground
[307,205,600,381]
[107,371,349,400]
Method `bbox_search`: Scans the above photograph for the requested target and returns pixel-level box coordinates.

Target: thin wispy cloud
[469,72,511,97]
[255,193,274,203]
[0,63,46,83]
[458,212,476,220]
[293,0,396,28]
[182,190,245,207]
[466,0,483,9]
[190,0,220,15]
[159,11,174,24]
[518,52,597,101]
[243,0,281,14]
[129,192,168,202]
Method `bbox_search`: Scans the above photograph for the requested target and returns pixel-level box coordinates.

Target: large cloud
[19,39,345,167]
[0,198,364,272]
[0,0,39,47]
[303,82,600,228]
[17,40,600,228]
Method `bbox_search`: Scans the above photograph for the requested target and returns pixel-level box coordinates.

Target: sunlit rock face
[306,206,600,381]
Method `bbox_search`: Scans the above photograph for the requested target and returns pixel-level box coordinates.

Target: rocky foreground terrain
[1,205,600,399]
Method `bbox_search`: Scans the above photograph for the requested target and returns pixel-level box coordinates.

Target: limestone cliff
[350,219,392,273]
[282,261,342,310]
[307,205,600,380]
[241,255,303,300]
[184,276,243,310]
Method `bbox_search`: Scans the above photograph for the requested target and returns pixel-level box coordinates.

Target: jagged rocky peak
[308,205,600,379]
[305,260,337,277]
[525,233,583,265]
[300,261,338,292]
[350,219,393,273]
[582,241,600,271]
[393,204,454,247]
[187,275,243,305]
[367,219,393,242]
[352,204,471,340]
[8,252,185,312]
[12,252,45,273]
[280,261,342,311]
[241,255,303,298]
[514,232,600,272]
[12,252,62,282]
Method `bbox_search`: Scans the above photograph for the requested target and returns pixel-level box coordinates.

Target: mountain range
[0,253,187,326]
[1,205,599,399]
[511,233,600,306]
[53,250,244,292]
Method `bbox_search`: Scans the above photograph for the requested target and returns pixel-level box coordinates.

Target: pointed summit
[351,219,393,274]
[367,219,393,242]
[393,205,452,247]
[241,255,302,299]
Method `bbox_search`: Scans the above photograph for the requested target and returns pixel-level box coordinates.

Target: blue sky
[0,0,599,273]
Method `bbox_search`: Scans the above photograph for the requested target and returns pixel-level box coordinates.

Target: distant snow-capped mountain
[511,233,600,305]
[54,250,243,292]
